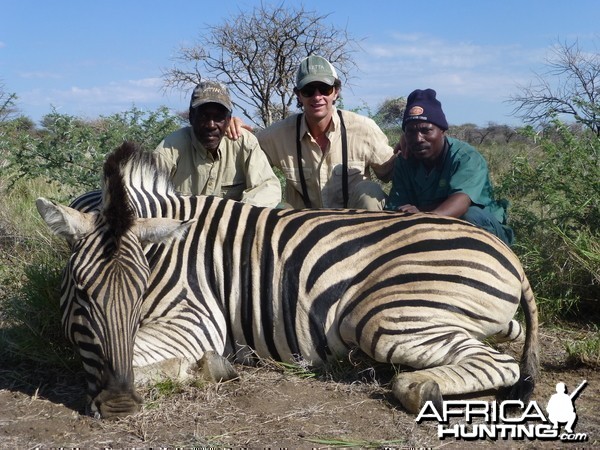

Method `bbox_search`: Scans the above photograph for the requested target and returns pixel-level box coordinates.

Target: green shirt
[385,136,508,224]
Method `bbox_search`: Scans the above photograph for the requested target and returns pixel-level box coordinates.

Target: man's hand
[430,193,471,218]
[396,204,420,213]
[226,117,254,140]
[394,134,408,159]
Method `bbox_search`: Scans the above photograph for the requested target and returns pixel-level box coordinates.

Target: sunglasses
[299,83,335,97]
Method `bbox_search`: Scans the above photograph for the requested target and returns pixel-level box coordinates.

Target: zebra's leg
[133,320,237,384]
[134,357,196,385]
[198,350,239,382]
[389,333,520,414]
[488,319,525,344]
[134,352,238,385]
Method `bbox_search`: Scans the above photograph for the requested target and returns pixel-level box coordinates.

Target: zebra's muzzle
[92,389,143,419]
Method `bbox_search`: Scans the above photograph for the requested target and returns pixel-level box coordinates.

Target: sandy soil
[0,327,598,449]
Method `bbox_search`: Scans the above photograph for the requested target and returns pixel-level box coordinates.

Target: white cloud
[342,32,551,125]
[65,78,164,103]
[19,71,62,80]
[18,77,184,122]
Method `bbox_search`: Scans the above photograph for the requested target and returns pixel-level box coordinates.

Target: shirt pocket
[332,160,365,184]
[283,167,313,190]
[221,175,246,201]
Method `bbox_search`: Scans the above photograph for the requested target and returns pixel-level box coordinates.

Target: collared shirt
[154,126,282,207]
[385,136,508,224]
[257,107,394,208]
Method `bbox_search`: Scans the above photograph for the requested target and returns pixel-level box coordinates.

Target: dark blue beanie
[402,89,448,131]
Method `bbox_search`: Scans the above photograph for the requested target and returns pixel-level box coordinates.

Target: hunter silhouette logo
[415,379,589,442]
[546,380,587,434]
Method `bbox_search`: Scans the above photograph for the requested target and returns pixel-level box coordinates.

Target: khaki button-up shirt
[257,107,394,208]
[154,126,281,207]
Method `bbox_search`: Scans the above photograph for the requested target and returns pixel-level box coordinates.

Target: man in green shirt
[154,80,282,208]
[385,89,514,246]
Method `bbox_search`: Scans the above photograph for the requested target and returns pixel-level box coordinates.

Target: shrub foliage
[0,106,598,367]
[497,122,600,320]
[2,106,183,199]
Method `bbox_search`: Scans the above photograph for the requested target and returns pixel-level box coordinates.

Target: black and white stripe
[39,142,539,417]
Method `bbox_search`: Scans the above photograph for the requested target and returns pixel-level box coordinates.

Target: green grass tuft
[565,332,600,368]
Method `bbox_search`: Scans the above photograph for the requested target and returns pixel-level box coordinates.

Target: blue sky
[2,0,598,127]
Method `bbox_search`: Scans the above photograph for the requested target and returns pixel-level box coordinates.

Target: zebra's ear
[133,218,196,245]
[36,197,96,245]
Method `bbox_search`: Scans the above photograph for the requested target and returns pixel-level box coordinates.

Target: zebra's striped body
[37,142,538,418]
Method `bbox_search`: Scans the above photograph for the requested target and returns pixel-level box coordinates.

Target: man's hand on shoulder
[226,117,254,140]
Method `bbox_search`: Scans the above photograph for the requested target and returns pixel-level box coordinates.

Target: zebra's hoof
[392,377,442,415]
[199,351,239,382]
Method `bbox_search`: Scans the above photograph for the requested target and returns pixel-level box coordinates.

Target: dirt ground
[0,327,598,449]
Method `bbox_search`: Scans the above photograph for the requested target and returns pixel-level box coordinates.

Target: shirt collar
[190,126,222,160]
[300,106,339,138]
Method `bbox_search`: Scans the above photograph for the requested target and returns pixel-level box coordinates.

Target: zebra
[36,142,539,419]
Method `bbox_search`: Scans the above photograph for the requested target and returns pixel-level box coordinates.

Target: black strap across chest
[295,110,348,208]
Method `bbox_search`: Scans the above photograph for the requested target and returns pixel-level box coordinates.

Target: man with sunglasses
[385,88,514,246]
[256,55,396,210]
[154,80,281,207]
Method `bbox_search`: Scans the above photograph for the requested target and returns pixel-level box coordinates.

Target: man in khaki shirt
[257,55,396,210]
[154,80,281,208]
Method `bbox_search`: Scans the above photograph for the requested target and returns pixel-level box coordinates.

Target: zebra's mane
[101,141,172,240]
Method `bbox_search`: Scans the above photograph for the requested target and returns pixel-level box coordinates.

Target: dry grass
[1,329,600,448]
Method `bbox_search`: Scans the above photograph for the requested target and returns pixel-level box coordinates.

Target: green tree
[0,82,19,122]
[371,97,406,128]
[498,121,600,319]
[6,107,183,197]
